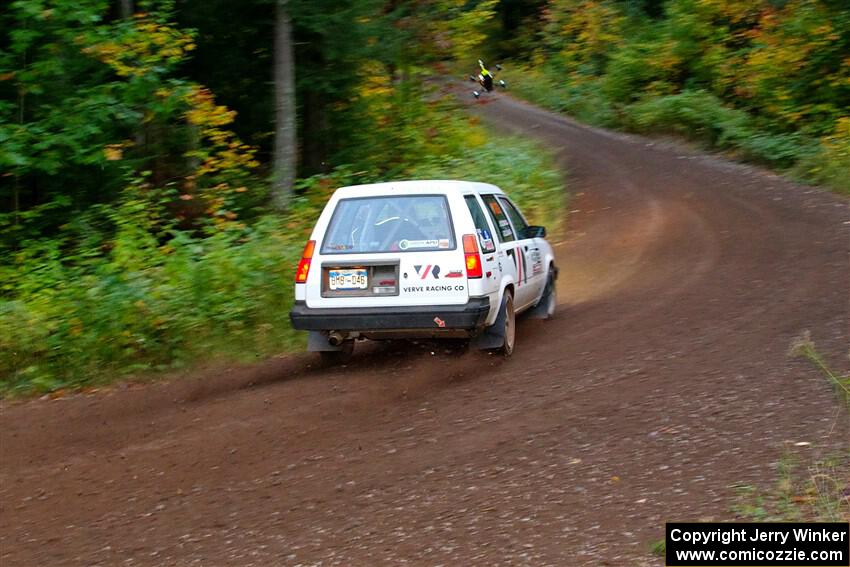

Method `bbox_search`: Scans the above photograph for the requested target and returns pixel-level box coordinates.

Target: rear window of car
[320,195,456,254]
[464,195,497,253]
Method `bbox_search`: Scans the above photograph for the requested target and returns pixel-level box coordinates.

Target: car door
[498,196,547,307]
[499,197,546,303]
[480,194,534,309]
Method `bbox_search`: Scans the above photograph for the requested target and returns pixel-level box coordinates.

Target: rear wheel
[497,292,515,356]
[320,340,354,365]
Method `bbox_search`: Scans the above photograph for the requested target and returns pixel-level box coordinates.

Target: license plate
[328,268,368,290]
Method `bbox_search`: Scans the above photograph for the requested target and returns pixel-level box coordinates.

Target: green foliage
[0,179,325,394]
[601,27,678,104]
[441,0,500,63]
[796,118,850,196]
[502,65,618,127]
[733,0,850,135]
[540,0,625,78]
[623,90,818,168]
[1,0,126,234]
[0,2,261,251]
[499,0,850,193]
[340,71,463,177]
[650,539,666,556]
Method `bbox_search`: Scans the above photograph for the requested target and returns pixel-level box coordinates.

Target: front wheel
[540,268,556,320]
[529,266,557,320]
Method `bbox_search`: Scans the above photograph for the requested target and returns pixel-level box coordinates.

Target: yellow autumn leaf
[104,145,123,161]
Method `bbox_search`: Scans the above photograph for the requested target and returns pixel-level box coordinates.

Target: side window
[499,197,529,239]
[464,195,497,253]
[481,194,515,243]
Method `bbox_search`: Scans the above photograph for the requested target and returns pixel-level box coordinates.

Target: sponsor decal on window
[399,239,441,250]
[477,228,496,252]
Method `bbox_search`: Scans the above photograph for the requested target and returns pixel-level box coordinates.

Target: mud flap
[307,331,345,352]
[471,300,507,350]
[528,267,558,319]
[528,301,550,319]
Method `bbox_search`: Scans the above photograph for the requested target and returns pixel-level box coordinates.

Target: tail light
[462,234,483,279]
[295,240,316,283]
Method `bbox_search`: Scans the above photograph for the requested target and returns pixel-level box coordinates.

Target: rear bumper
[289,298,490,332]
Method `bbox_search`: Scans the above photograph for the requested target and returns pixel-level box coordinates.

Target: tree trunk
[119,0,133,19]
[272,0,296,211]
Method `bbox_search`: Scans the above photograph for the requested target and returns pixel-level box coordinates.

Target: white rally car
[289,180,557,362]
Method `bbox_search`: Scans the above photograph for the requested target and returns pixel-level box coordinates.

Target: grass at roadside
[500,65,850,197]
[731,333,849,522]
[0,107,565,397]
[732,451,850,522]
[789,331,850,411]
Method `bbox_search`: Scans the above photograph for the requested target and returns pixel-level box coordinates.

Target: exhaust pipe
[327,331,345,347]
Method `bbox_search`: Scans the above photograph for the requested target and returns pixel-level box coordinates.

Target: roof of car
[334,180,503,198]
